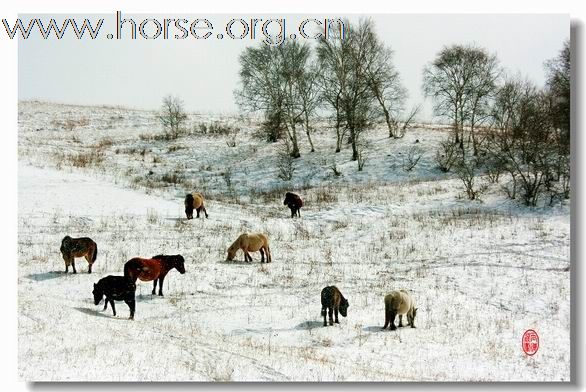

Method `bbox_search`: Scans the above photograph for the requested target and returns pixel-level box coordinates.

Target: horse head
[284,192,293,205]
[92,283,103,305]
[174,255,186,274]
[339,298,349,317]
[226,243,238,261]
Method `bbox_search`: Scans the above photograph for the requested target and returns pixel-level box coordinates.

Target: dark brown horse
[93,275,136,320]
[123,255,186,296]
[185,193,208,219]
[284,192,303,218]
[60,236,97,274]
[320,286,349,326]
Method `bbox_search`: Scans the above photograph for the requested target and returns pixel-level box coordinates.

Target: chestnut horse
[226,233,271,263]
[60,236,97,274]
[123,254,185,296]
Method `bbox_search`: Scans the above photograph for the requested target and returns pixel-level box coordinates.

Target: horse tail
[92,243,98,263]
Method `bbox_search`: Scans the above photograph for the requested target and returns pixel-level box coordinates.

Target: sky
[17,13,569,121]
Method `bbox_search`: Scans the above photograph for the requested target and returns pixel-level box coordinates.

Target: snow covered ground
[18,101,570,381]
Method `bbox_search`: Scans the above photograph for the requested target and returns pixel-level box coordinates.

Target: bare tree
[237,41,316,158]
[158,95,188,139]
[545,39,570,142]
[317,19,383,165]
[236,44,286,144]
[364,42,407,138]
[423,44,500,152]
[485,77,557,206]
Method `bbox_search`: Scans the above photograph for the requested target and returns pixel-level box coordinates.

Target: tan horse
[383,289,418,330]
[226,233,271,263]
[185,192,208,219]
[60,236,97,274]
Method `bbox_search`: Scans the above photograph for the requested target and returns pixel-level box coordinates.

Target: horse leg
[196,207,201,219]
[297,208,301,218]
[267,246,272,263]
[244,250,252,263]
[109,299,116,316]
[63,255,71,273]
[290,208,295,218]
[328,307,334,326]
[152,279,158,295]
[125,298,135,320]
[260,248,265,263]
[334,307,340,324]
[71,259,77,274]
[383,310,390,329]
[322,308,327,326]
[103,299,108,311]
[389,311,397,331]
[398,315,404,328]
[85,254,92,273]
[158,273,167,296]
[203,206,208,218]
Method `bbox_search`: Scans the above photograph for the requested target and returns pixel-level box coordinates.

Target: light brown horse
[185,192,208,219]
[383,289,418,331]
[226,233,271,263]
[123,255,186,296]
[60,236,97,274]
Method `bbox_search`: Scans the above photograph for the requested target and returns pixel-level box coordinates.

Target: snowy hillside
[18,101,570,381]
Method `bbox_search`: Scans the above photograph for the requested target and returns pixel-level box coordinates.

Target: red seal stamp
[522,329,539,356]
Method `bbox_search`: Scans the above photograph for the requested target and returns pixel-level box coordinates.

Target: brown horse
[60,236,97,274]
[321,286,349,326]
[284,192,303,218]
[226,233,271,263]
[185,192,208,219]
[123,254,186,296]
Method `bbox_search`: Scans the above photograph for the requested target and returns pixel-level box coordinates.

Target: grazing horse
[284,192,303,218]
[60,236,97,274]
[185,192,208,219]
[383,290,418,331]
[321,286,349,326]
[92,275,136,320]
[123,254,186,296]
[226,233,271,263]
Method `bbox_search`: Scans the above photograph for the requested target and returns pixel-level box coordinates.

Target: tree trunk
[350,128,358,161]
[304,112,315,153]
[290,124,300,158]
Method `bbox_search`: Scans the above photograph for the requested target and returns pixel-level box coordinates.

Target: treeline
[426,41,570,206]
[235,19,417,170]
[234,18,570,207]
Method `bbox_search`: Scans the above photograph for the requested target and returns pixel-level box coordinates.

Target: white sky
[17,13,569,120]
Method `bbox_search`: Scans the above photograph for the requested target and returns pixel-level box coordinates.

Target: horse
[226,233,271,263]
[185,192,208,219]
[123,254,186,296]
[60,236,97,274]
[92,275,136,320]
[284,192,303,218]
[383,290,418,331]
[320,286,349,326]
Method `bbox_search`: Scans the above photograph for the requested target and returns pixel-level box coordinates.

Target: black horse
[93,275,136,320]
[284,192,303,218]
[320,286,349,326]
